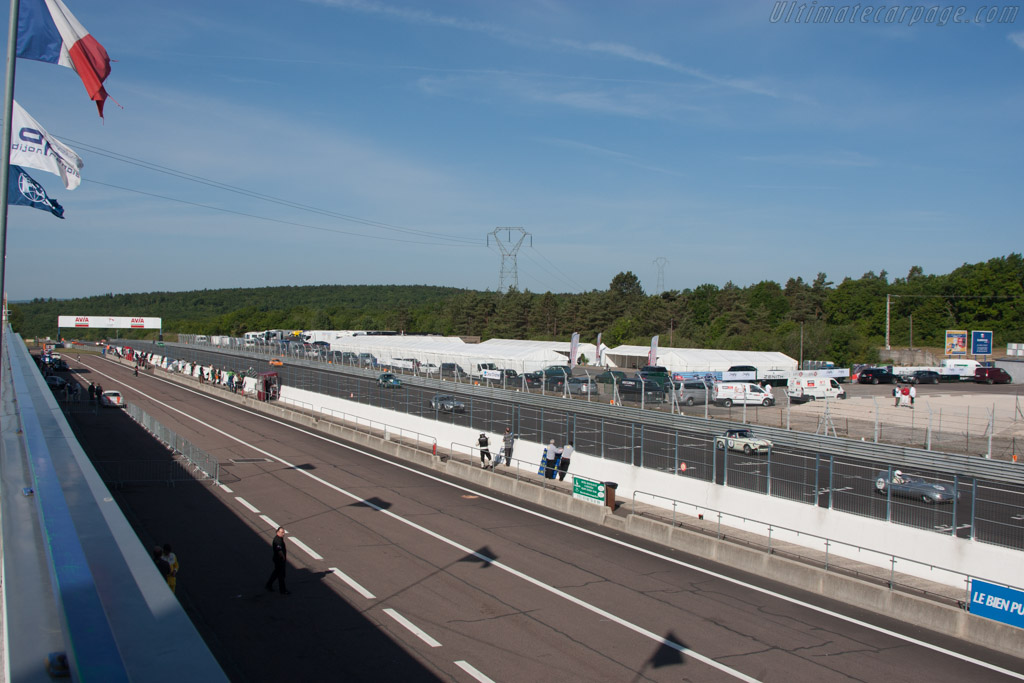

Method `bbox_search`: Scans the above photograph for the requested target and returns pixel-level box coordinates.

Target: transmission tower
[488,227,531,292]
[653,257,669,294]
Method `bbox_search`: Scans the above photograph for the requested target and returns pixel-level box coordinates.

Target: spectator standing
[909,384,917,408]
[557,441,574,481]
[265,527,290,595]
[893,385,899,407]
[153,547,171,587]
[88,382,96,402]
[478,433,492,469]
[161,544,179,593]
[502,428,515,466]
[540,439,558,479]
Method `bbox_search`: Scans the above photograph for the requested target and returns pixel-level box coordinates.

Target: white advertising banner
[58,315,162,329]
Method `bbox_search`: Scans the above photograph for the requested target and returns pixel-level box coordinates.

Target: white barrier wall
[281,385,1024,590]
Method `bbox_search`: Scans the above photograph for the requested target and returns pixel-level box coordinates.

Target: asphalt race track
[55,353,1024,682]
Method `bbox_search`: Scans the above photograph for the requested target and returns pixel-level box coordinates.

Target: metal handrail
[631,488,1015,601]
[317,406,437,451]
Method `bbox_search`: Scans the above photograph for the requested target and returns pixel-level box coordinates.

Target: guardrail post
[768,525,773,552]
[927,404,933,451]
[824,539,830,570]
[873,398,879,442]
[970,477,978,541]
[952,474,959,537]
[766,447,772,497]
[631,422,636,466]
[889,557,897,588]
[639,423,645,469]
[814,454,820,506]
[600,417,605,459]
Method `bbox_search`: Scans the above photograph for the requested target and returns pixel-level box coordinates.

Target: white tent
[327,336,567,373]
[605,345,797,376]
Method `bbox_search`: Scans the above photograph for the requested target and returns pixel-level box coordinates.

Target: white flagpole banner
[10,100,83,189]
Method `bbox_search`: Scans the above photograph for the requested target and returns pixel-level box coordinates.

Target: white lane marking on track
[289,537,323,561]
[235,497,260,514]
[86,359,1024,682]
[383,608,442,648]
[220,484,234,493]
[454,660,495,682]
[330,567,376,599]
[259,514,278,529]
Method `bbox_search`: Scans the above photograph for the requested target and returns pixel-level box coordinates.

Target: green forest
[9,254,1023,367]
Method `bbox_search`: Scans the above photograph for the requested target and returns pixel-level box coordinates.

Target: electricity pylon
[488,227,531,292]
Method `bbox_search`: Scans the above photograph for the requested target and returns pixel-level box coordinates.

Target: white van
[787,376,846,403]
[712,382,775,407]
[195,335,209,344]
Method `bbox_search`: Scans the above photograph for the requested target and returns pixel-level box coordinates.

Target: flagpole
[0,0,20,380]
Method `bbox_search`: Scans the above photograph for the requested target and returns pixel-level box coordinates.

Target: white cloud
[1010,32,1024,50]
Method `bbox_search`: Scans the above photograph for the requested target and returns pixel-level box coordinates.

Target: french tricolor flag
[16,0,112,117]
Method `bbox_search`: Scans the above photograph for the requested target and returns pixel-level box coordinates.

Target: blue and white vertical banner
[971,331,993,356]
[969,579,1024,629]
[569,332,580,368]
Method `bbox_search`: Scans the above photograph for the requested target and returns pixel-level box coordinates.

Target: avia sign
[58,316,162,329]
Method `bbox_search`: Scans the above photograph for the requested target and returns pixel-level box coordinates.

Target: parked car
[541,365,572,381]
[907,370,941,385]
[358,353,378,368]
[566,376,599,395]
[430,394,465,412]
[617,377,666,402]
[714,429,772,455]
[974,367,1012,384]
[544,375,567,391]
[677,380,711,406]
[420,362,439,375]
[50,358,70,372]
[377,373,402,388]
[874,470,959,504]
[640,365,670,378]
[45,375,67,390]
[522,371,543,388]
[857,368,895,384]
[440,362,465,378]
[595,370,628,385]
[269,358,284,367]
[500,368,519,381]
[100,390,124,408]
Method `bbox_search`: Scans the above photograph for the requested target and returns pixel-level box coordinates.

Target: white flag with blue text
[9,100,83,189]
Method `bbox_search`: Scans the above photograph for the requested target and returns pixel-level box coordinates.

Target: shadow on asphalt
[64,397,441,683]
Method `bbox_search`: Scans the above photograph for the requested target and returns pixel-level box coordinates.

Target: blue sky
[5,0,1023,300]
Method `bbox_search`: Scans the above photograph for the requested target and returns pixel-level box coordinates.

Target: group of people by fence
[474,428,574,482]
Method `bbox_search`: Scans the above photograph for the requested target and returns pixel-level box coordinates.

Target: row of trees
[10,255,1023,367]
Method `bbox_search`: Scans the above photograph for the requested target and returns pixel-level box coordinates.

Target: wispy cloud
[311,0,778,99]
[555,40,779,98]
[740,151,878,167]
[1010,32,1024,50]
[536,137,685,177]
[416,72,701,119]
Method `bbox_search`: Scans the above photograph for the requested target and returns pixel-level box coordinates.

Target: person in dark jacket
[502,428,515,466]
[478,433,492,468]
[265,527,290,595]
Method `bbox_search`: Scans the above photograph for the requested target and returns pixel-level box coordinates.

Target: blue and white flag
[7,165,64,218]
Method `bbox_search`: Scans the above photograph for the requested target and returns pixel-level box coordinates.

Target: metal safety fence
[118,402,220,485]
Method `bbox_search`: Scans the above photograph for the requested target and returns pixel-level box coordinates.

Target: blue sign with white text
[971,331,993,356]
[970,579,1024,629]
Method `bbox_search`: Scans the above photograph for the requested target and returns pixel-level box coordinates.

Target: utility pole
[487,227,531,293]
[885,294,891,350]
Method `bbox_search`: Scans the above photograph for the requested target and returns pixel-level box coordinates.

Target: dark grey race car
[874,471,959,504]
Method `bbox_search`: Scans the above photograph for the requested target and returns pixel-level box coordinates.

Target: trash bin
[604,482,618,510]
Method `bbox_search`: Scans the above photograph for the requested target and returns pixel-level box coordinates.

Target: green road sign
[572,477,605,505]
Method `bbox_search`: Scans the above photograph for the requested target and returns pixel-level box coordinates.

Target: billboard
[969,579,1024,629]
[944,330,967,356]
[58,316,162,329]
[971,330,993,356]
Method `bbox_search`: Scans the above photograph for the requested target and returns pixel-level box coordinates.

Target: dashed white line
[329,567,376,599]
[219,484,234,493]
[454,660,494,682]
[235,496,260,514]
[382,608,442,648]
[259,514,279,529]
[289,537,323,561]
